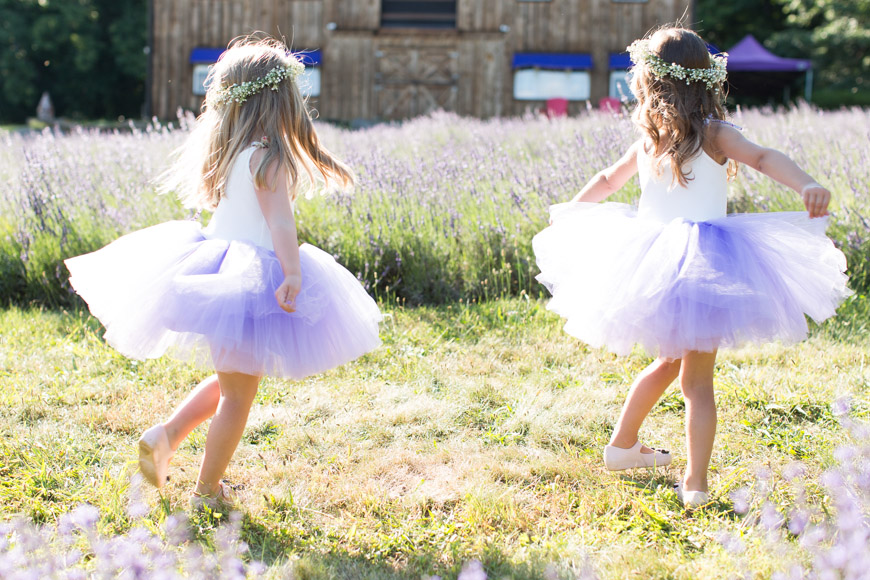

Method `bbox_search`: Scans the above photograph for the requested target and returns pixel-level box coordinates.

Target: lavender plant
[1,106,868,305]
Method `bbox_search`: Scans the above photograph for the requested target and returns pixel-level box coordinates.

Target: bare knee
[679,371,715,402]
[655,357,682,380]
[217,372,261,403]
[680,377,715,400]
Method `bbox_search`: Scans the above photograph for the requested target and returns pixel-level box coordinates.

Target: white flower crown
[628,39,728,89]
[207,59,305,107]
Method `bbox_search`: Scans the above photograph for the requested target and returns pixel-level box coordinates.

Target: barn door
[374,46,459,120]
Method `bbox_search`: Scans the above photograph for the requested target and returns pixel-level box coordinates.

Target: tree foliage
[694,0,790,53]
[696,0,869,96]
[771,0,869,90]
[0,0,146,123]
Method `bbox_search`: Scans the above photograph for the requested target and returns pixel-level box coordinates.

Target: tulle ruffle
[65,221,382,378]
[533,202,851,358]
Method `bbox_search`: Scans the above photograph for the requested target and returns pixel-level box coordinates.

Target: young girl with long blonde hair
[65,37,381,507]
[533,25,850,507]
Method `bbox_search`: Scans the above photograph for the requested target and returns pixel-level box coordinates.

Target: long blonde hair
[163,36,354,210]
[630,26,737,186]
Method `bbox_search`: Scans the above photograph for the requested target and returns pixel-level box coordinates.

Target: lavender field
[1,105,869,306]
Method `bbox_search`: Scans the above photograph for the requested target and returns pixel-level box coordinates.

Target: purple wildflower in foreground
[0,509,263,579]
[719,408,870,580]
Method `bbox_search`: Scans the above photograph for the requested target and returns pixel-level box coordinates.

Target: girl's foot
[190,481,235,511]
[674,481,709,508]
[138,424,175,489]
[603,440,671,470]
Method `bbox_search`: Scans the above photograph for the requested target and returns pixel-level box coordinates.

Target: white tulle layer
[533,202,851,358]
[65,221,382,378]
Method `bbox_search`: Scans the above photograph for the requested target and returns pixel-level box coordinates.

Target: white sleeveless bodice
[637,146,728,223]
[203,146,275,251]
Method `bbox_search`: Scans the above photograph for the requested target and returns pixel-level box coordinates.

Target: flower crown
[628,39,727,89]
[207,59,305,107]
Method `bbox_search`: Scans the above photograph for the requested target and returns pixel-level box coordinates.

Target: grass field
[1,298,868,578]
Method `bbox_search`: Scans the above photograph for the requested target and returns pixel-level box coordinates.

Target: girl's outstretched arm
[254,155,302,313]
[571,140,641,203]
[713,125,830,218]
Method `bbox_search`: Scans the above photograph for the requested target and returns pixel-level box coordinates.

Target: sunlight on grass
[1,299,867,578]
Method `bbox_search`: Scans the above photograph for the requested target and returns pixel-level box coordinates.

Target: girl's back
[637,144,728,223]
[204,145,274,251]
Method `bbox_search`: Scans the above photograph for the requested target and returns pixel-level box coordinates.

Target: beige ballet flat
[138,424,175,489]
[190,481,235,511]
[603,440,672,471]
[675,481,709,508]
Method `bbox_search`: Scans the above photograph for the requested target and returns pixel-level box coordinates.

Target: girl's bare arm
[713,125,830,217]
[254,156,302,313]
[571,140,641,203]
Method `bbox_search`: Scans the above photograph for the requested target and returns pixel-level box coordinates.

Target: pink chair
[599,97,621,113]
[545,98,569,117]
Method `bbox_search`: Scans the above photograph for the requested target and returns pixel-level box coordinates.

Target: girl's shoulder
[705,117,743,131]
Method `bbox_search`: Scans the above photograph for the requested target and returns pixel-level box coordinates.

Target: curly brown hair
[630,26,737,186]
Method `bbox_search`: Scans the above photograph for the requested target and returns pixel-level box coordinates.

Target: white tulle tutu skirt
[533,202,851,358]
[65,221,382,378]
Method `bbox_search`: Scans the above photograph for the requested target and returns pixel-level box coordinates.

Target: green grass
[1,298,868,578]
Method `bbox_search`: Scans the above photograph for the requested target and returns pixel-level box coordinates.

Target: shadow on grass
[234,512,557,579]
[280,545,555,580]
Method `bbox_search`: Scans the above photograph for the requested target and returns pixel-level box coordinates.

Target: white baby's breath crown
[628,39,727,89]
[207,59,305,107]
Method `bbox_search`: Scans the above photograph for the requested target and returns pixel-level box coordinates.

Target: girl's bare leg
[194,371,261,497]
[679,350,718,493]
[160,374,221,450]
[609,357,681,451]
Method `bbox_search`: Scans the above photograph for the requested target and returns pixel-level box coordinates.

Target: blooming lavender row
[1,106,868,305]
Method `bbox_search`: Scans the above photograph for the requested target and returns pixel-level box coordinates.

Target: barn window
[608,52,635,101]
[190,48,225,96]
[381,0,457,29]
[297,51,322,98]
[512,53,592,101]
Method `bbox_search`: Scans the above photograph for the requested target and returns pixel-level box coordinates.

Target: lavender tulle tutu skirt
[65,221,382,378]
[533,202,851,358]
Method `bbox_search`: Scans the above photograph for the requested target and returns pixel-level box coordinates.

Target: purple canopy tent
[726,35,813,101]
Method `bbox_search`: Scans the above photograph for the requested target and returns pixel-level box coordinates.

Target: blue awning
[190,47,225,63]
[609,53,632,69]
[189,48,322,66]
[297,50,321,67]
[512,53,592,70]
[609,43,723,70]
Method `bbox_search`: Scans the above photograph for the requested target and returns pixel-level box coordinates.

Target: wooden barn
[149,0,692,122]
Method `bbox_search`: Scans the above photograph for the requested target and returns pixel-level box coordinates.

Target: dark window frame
[380,0,458,29]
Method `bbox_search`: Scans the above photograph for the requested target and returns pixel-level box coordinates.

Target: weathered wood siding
[320,33,376,121]
[322,0,380,30]
[152,0,687,121]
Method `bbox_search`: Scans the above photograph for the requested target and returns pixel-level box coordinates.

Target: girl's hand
[801,183,831,218]
[275,273,302,313]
